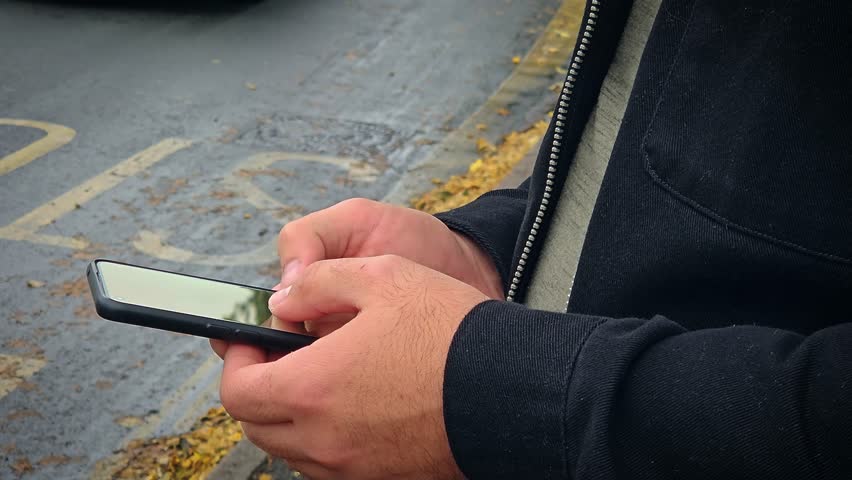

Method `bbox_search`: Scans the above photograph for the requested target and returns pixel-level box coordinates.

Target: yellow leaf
[476,138,495,153]
[511,56,521,64]
[116,416,144,428]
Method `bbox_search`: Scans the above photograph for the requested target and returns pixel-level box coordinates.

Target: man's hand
[218,255,488,480]
[276,198,503,299]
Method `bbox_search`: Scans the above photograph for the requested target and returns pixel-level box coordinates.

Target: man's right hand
[275,198,503,317]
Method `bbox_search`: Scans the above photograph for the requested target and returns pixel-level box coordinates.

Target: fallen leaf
[6,409,42,421]
[218,127,240,144]
[258,474,273,480]
[9,310,29,325]
[211,190,237,200]
[73,302,97,320]
[512,55,522,64]
[476,138,496,153]
[497,108,511,116]
[11,458,33,475]
[412,119,548,214]
[32,327,58,340]
[116,416,144,428]
[96,380,113,390]
[245,82,257,91]
[1,354,47,400]
[16,381,39,392]
[475,123,488,131]
[50,258,74,268]
[70,242,111,260]
[26,280,45,288]
[243,213,253,220]
[37,454,82,466]
[211,59,221,64]
[2,443,16,454]
[2,339,44,358]
[100,407,243,479]
[49,277,88,298]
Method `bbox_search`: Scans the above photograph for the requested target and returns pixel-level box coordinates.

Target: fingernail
[281,260,302,287]
[268,286,291,309]
[272,282,283,291]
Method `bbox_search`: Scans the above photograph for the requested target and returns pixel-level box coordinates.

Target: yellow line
[133,151,378,266]
[0,138,192,249]
[0,354,47,401]
[0,119,77,176]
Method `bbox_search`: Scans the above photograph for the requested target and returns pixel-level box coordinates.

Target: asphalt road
[0,0,563,477]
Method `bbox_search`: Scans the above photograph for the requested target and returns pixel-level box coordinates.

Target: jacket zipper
[506,0,600,305]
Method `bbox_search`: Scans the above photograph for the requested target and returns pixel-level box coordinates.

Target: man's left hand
[216,255,488,480]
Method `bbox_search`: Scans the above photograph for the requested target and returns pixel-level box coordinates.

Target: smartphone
[87,259,315,351]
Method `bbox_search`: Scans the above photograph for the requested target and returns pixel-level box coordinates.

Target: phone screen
[97,261,274,327]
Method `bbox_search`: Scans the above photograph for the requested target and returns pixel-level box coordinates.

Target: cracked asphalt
[0,0,564,477]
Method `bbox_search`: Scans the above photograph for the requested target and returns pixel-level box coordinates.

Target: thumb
[276,199,382,286]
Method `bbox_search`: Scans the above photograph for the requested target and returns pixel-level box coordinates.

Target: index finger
[269,255,407,321]
[277,199,382,283]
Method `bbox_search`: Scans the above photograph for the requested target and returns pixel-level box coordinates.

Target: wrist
[452,231,504,300]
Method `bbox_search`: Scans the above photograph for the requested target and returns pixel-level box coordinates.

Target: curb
[206,437,268,479]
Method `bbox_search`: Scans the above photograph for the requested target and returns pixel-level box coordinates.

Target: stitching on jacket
[639,2,851,266]
[560,316,609,478]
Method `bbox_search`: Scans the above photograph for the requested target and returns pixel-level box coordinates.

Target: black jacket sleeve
[434,178,530,295]
[443,300,852,479]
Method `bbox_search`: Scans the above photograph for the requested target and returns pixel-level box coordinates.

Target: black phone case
[87,259,315,352]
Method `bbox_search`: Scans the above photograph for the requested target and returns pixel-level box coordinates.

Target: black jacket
[436,0,852,478]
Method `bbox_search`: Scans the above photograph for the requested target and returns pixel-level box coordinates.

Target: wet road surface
[0,0,564,477]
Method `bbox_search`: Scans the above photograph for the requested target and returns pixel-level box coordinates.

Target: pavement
[0,0,572,478]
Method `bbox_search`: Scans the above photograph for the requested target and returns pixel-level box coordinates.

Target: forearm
[444,301,852,479]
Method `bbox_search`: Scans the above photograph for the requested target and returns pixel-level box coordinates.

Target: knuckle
[338,197,376,214]
[278,218,302,240]
[370,254,403,274]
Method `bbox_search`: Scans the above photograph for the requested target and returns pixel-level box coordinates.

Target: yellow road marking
[133,152,378,266]
[0,354,47,401]
[0,119,76,176]
[0,138,192,249]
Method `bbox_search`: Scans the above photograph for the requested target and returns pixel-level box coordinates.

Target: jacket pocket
[641,0,852,264]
